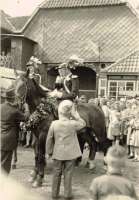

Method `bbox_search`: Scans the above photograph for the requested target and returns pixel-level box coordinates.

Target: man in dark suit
[54,63,79,101]
[51,55,84,101]
[1,87,25,174]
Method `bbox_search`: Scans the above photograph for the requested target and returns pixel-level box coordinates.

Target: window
[98,79,107,97]
[100,89,105,97]
[109,81,117,98]
[108,80,136,99]
[126,82,134,91]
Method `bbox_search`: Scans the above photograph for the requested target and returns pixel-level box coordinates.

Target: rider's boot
[28,170,37,183]
[32,174,43,188]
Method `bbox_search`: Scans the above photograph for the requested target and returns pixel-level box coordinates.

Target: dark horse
[14,70,108,187]
[14,71,55,187]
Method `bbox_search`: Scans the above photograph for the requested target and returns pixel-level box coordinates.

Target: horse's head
[13,69,29,107]
[14,68,47,113]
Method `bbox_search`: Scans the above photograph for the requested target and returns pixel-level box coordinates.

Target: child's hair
[106,145,126,168]
[58,100,73,117]
[103,195,136,200]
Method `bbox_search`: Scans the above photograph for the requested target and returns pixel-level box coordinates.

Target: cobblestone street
[10,147,139,200]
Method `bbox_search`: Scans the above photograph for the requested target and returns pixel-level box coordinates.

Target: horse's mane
[15,73,46,113]
[26,78,46,112]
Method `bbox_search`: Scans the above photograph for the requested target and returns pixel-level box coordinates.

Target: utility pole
[96,44,101,98]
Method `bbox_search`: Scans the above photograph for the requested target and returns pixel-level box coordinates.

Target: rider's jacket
[55,73,79,101]
[29,73,41,85]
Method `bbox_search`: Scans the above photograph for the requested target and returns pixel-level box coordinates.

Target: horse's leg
[32,131,46,188]
[88,137,98,170]
[28,135,38,183]
[12,148,17,169]
[80,129,97,170]
[77,134,85,166]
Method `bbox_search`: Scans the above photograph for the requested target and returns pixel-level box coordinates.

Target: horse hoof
[28,176,36,183]
[30,170,37,177]
[12,164,16,169]
[89,165,96,170]
[89,161,96,170]
[32,180,42,188]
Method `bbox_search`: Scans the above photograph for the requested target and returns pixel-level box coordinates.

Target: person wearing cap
[90,145,137,200]
[46,100,86,199]
[54,56,82,101]
[26,57,42,85]
[1,87,26,174]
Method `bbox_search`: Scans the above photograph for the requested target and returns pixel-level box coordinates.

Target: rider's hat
[57,63,67,69]
[26,56,42,67]
[26,60,33,66]
[69,55,84,64]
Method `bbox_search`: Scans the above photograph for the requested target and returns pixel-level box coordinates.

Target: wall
[21,38,34,71]
[23,5,139,64]
[11,38,22,70]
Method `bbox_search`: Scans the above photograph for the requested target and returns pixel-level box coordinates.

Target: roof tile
[103,50,139,73]
[41,0,126,9]
[0,10,15,32]
[8,16,30,31]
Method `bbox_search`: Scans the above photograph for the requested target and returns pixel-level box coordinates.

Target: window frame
[108,80,136,99]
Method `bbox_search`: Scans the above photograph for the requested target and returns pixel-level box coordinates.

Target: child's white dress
[133,119,139,148]
[107,110,121,140]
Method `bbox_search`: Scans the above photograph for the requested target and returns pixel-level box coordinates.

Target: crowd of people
[79,95,139,162]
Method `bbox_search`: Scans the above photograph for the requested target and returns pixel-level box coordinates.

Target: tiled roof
[41,0,126,9]
[102,50,139,73]
[0,10,15,32]
[8,16,30,31]
[24,5,139,63]
[0,10,29,32]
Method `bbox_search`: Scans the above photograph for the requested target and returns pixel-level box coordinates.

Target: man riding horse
[50,55,83,102]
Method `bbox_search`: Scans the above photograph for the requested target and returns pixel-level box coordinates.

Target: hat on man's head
[69,55,84,64]
[26,56,42,67]
[30,56,42,65]
[26,60,33,66]
[57,63,67,70]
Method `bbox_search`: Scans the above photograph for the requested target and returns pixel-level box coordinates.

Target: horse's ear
[25,68,30,78]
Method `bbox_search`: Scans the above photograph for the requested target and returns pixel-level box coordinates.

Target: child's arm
[46,122,55,156]
[71,107,86,131]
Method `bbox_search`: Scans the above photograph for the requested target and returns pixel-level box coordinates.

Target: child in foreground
[90,145,137,200]
[46,100,86,199]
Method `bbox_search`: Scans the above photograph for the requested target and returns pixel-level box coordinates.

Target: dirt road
[10,147,139,200]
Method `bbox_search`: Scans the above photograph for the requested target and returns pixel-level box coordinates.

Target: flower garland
[21,96,57,132]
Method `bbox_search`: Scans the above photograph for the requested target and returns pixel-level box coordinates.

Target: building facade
[99,50,139,99]
[1,0,139,97]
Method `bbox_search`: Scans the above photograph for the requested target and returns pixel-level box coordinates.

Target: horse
[13,69,108,187]
[13,69,55,187]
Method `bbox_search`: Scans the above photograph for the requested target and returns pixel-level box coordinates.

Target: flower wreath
[21,96,57,132]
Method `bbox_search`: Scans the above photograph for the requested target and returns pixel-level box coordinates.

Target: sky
[0,0,139,17]
[0,0,44,17]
